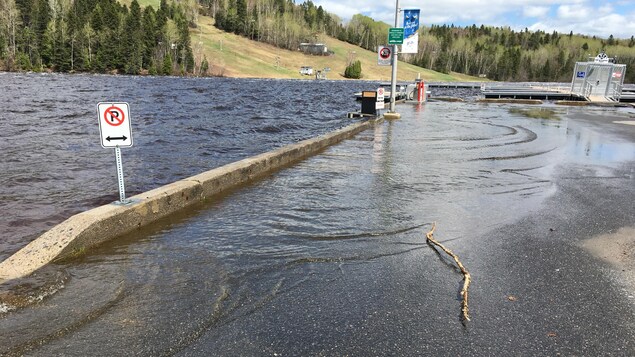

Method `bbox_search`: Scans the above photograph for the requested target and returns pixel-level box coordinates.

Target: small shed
[570,52,626,101]
[299,43,329,56]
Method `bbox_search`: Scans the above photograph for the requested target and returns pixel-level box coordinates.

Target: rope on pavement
[426,222,472,321]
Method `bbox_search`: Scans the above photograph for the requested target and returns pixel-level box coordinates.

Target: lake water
[0,73,373,261]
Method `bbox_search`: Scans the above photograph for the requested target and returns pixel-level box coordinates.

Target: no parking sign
[97,102,133,148]
[378,46,392,66]
[97,102,133,204]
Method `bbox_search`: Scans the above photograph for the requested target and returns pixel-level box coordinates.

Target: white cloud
[529,12,635,38]
[556,4,591,20]
[312,0,635,38]
[523,6,550,18]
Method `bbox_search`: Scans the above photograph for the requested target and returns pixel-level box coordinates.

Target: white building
[570,52,627,102]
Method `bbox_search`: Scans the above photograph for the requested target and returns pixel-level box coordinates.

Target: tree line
[407,24,635,83]
[205,0,345,51]
[0,0,201,75]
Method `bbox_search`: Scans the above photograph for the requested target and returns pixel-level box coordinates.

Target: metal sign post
[389,0,401,116]
[114,146,128,204]
[97,102,133,205]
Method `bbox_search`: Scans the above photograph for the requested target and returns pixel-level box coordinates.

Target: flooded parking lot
[2,97,634,355]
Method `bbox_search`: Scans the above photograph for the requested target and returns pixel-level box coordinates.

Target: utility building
[570,52,626,102]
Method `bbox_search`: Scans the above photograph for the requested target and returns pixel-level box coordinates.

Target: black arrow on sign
[106,135,128,142]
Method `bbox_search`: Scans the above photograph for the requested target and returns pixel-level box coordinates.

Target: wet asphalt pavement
[1,102,635,356]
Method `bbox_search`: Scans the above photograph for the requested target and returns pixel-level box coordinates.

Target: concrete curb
[0,119,378,283]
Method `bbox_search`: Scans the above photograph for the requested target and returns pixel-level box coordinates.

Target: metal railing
[481,82,571,92]
[609,82,622,102]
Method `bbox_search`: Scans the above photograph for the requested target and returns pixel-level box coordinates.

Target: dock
[482,83,635,103]
[356,82,635,104]
[357,53,634,104]
[481,83,586,101]
[427,82,483,89]
[621,85,635,102]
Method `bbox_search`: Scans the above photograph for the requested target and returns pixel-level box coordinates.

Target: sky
[312,0,635,39]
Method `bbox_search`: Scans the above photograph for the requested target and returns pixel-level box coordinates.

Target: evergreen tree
[91,5,104,32]
[141,6,157,69]
[122,0,142,74]
[176,15,194,72]
[51,15,71,71]
[236,0,247,35]
[33,0,50,50]
[344,60,361,79]
[98,0,123,71]
[200,55,209,75]
[0,35,6,59]
[162,53,172,75]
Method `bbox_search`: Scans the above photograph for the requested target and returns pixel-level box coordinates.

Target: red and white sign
[378,46,392,66]
[98,102,133,148]
[377,87,385,101]
[612,72,622,78]
[376,87,385,109]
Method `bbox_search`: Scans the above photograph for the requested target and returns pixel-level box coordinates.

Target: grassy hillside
[190,15,479,81]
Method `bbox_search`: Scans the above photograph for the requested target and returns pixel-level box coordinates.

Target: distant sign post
[97,102,133,204]
[388,28,404,45]
[378,46,392,66]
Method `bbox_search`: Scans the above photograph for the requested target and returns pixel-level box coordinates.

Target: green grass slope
[191,15,481,81]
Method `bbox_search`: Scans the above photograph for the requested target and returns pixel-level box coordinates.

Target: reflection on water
[568,124,635,163]
[2,99,634,355]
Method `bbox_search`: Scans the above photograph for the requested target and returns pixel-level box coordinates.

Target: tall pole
[389,0,400,113]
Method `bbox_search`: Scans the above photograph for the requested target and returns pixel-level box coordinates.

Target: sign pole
[114,146,128,204]
[389,0,400,114]
[98,102,133,205]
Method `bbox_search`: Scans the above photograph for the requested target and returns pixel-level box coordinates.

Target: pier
[482,83,635,103]
[427,82,482,89]
[481,82,586,101]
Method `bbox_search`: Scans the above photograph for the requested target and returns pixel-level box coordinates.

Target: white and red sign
[378,46,392,66]
[98,102,133,148]
[376,87,385,109]
[377,87,385,102]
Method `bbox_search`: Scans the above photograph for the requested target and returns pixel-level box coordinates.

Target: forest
[1,0,634,83]
[0,0,200,75]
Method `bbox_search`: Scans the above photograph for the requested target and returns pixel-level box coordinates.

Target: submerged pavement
[1,102,634,356]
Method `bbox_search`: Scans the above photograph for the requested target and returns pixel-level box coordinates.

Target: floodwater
[2,73,635,355]
[0,73,371,261]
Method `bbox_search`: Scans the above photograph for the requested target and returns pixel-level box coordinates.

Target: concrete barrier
[0,119,379,283]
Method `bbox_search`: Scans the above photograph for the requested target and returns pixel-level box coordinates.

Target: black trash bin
[360,91,377,115]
